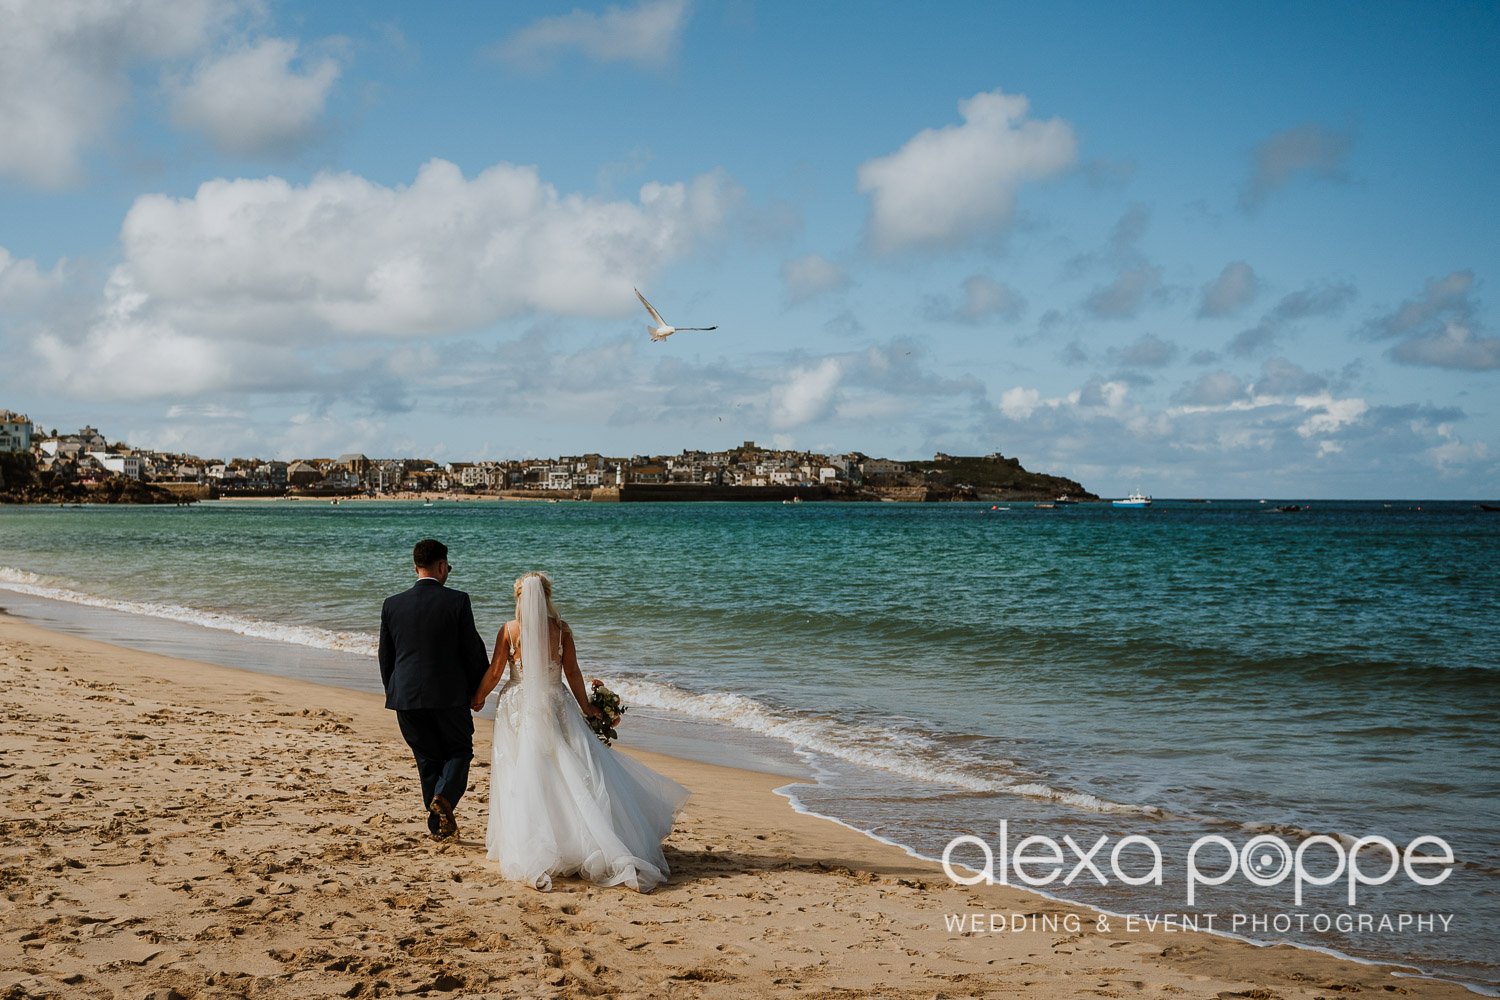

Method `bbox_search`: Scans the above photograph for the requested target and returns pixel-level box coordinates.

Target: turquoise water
[2,498,1497,989]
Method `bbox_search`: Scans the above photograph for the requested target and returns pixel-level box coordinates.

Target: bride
[471,572,688,892]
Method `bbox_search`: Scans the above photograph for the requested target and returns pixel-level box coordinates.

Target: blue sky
[1,1,1496,497]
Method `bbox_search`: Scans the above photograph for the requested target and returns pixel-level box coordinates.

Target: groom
[378,538,489,840]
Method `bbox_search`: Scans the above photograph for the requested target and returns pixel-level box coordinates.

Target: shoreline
[0,613,1485,998]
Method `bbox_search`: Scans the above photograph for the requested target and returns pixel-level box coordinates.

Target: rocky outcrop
[905,453,1095,501]
[0,454,189,505]
[157,483,217,501]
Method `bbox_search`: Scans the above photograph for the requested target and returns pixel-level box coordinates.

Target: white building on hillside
[89,452,143,480]
[0,410,32,453]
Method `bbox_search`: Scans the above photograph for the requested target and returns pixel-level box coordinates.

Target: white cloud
[121,158,736,334]
[169,37,342,156]
[494,0,691,71]
[856,88,1077,252]
[31,158,740,399]
[781,254,851,304]
[999,386,1043,420]
[967,369,1451,496]
[1390,322,1500,371]
[0,0,236,186]
[1362,271,1499,371]
[1295,395,1368,437]
[770,358,843,430]
[31,267,306,400]
[1426,423,1489,474]
[1163,378,1371,457]
[0,246,65,304]
[996,381,1120,422]
[1167,374,1368,441]
[1076,377,1130,411]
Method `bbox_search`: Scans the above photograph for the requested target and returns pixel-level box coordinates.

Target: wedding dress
[485,578,688,892]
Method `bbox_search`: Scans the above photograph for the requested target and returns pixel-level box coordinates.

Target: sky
[0,0,1496,498]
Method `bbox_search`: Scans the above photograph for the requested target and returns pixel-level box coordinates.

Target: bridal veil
[486,574,689,891]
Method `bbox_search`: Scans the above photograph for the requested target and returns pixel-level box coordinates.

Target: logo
[941,821,1454,905]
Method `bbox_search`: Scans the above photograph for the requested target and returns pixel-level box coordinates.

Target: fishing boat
[1112,491,1152,508]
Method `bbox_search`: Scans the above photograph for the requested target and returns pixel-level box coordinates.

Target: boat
[1112,491,1152,508]
[1274,504,1308,513]
[1479,504,1500,512]
[1033,502,1056,509]
[1053,495,1078,505]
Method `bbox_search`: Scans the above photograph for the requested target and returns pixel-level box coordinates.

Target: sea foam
[0,566,379,657]
[611,676,1157,815]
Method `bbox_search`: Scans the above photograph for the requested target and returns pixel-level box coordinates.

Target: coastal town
[0,409,1094,503]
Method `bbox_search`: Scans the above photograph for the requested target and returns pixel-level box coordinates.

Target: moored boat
[1111,491,1151,508]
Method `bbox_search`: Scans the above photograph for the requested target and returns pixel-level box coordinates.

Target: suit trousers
[395,708,474,834]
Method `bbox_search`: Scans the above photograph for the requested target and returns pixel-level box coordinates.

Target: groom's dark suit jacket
[378,579,489,710]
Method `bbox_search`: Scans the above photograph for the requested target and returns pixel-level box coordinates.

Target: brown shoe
[429,795,457,839]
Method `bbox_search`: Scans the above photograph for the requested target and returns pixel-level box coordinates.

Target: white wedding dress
[485,579,688,892]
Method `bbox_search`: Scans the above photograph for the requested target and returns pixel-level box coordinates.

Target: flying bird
[635,288,717,342]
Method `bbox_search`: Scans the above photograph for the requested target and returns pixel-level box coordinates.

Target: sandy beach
[0,612,1477,999]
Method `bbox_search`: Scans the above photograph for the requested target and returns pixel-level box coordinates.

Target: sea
[1,498,1496,991]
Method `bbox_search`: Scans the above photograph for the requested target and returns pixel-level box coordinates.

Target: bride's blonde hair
[514,572,564,630]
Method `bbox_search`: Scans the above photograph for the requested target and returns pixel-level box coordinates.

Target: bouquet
[586,678,627,746]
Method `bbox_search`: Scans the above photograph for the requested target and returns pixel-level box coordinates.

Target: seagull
[635,288,717,342]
